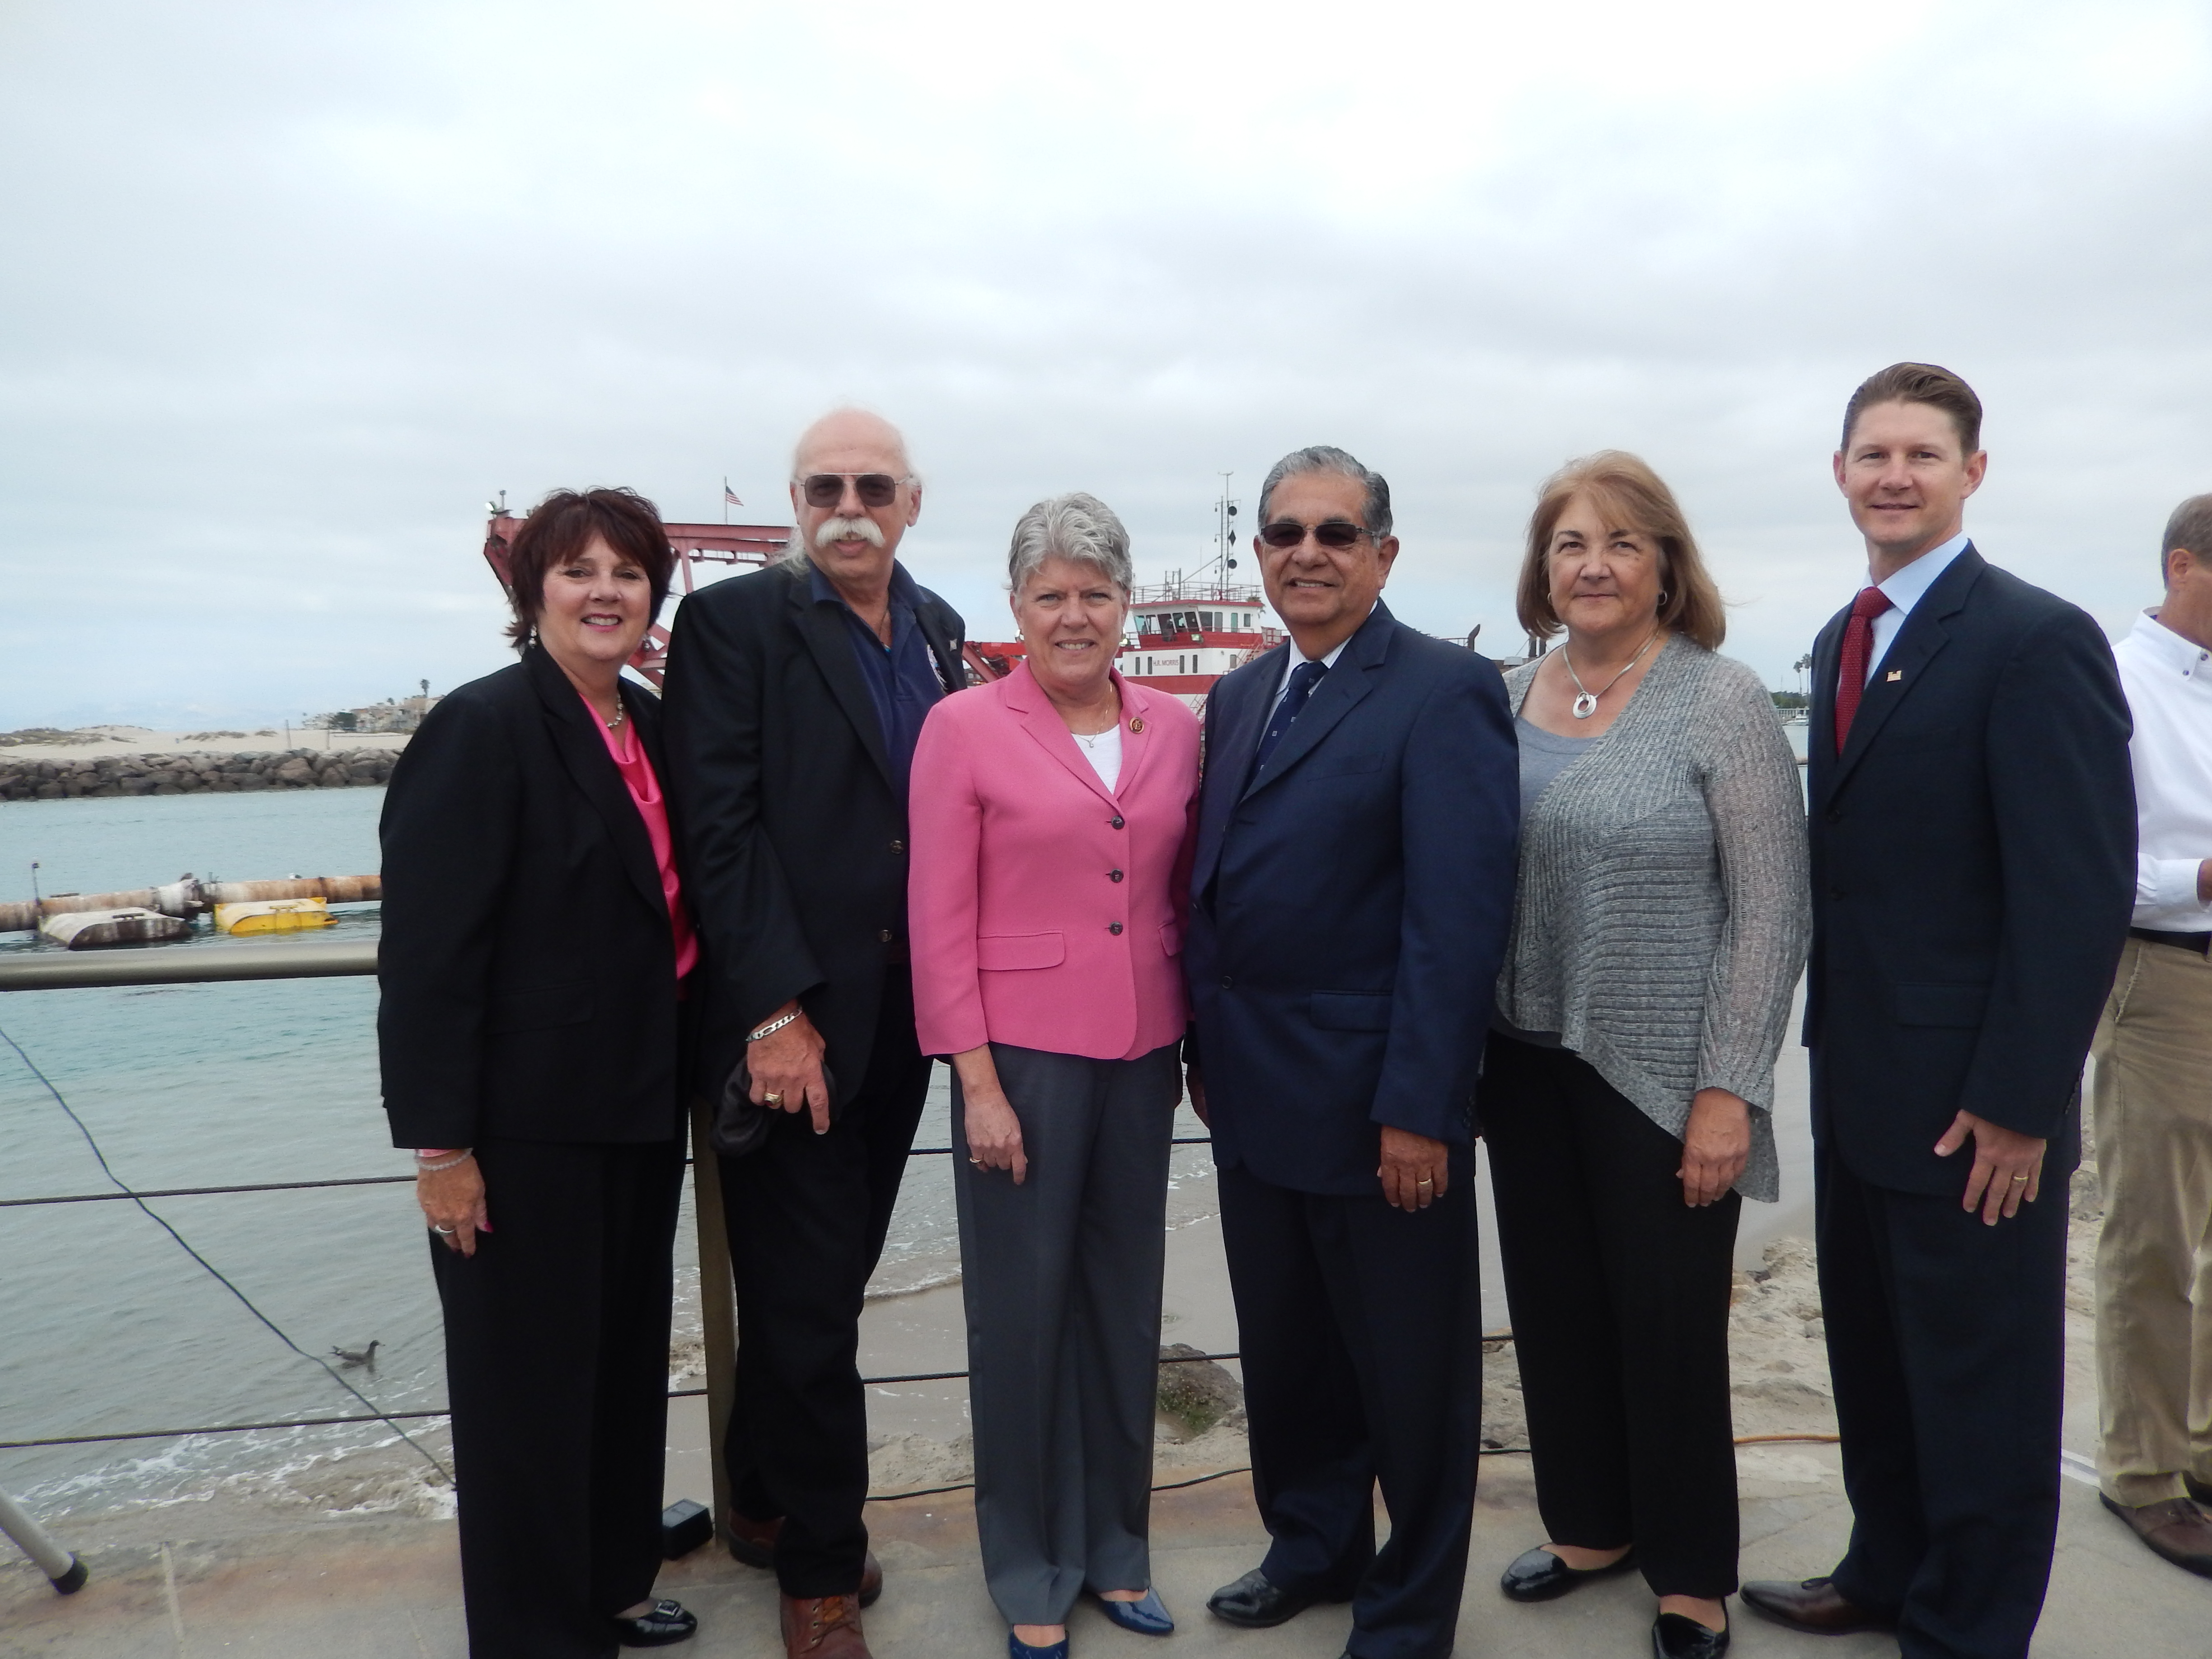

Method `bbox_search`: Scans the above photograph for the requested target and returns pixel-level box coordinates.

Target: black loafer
[1207,1567,1330,1628]
[611,1599,697,1647]
[1500,1544,1636,1602]
[1652,1611,1728,1657]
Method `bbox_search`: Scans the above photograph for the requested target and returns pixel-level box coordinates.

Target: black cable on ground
[0,1022,454,1484]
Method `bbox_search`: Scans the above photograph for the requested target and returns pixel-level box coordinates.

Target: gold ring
[2010,1174,2029,1182]
[1416,1177,1433,1187]
[764,1092,783,1105]
[969,1157,984,1167]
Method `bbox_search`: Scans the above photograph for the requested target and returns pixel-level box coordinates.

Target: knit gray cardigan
[1495,637,1810,1201]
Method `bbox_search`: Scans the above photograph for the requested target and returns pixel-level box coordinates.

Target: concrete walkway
[6,1445,2206,1657]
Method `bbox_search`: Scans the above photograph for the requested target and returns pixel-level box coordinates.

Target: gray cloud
[3,0,2208,724]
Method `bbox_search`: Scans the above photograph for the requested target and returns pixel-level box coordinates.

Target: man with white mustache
[664,409,967,1659]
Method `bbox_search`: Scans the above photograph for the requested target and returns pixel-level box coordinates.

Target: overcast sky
[3,0,2208,727]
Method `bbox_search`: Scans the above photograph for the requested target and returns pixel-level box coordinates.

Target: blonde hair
[1516,451,1725,650]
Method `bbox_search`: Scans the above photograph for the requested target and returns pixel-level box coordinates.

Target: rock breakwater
[0,749,397,802]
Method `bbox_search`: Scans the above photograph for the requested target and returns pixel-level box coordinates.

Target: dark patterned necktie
[1833,587,1894,753]
[1254,659,1329,772]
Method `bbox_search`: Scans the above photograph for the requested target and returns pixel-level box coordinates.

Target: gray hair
[1256,445,1393,539]
[1007,492,1133,594]
[2161,493,2212,585]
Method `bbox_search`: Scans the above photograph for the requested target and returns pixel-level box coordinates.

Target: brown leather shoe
[726,1515,882,1608]
[726,1511,781,1569]
[2101,1494,2212,1577]
[1739,1578,1894,1634]
[780,1593,870,1657]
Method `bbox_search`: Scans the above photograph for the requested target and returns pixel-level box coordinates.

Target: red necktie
[1833,586,1894,753]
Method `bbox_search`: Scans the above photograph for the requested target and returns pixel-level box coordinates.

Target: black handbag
[709,1059,838,1157]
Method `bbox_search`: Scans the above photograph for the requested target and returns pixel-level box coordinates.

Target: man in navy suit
[1186,446,1519,1659]
[1742,365,2134,1659]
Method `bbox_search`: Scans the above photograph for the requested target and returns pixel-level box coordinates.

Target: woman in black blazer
[379,487,701,1658]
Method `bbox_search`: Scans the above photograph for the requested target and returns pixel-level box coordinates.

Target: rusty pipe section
[0,875,380,934]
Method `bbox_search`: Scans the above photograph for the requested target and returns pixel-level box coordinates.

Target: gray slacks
[951,1040,1181,1627]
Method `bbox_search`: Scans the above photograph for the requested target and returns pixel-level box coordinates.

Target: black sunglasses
[1257,519,1369,550]
[799,473,906,509]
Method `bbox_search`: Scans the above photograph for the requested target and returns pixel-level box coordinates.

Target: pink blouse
[587,692,699,981]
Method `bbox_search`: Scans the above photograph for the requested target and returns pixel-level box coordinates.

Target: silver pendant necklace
[1561,629,1660,719]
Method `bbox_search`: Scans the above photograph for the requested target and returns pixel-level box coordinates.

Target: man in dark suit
[1742,365,2135,1659]
[1186,446,1520,1659]
[662,409,966,1659]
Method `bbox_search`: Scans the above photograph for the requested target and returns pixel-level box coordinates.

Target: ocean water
[0,789,990,1521]
[0,772,1798,1524]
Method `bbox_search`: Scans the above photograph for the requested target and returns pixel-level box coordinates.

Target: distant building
[314,692,441,735]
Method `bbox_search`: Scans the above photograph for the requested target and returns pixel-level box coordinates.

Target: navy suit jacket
[1804,544,2134,1195]
[1186,602,1520,1197]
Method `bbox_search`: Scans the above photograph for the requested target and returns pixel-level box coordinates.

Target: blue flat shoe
[1008,1631,1069,1659]
[1090,1587,1174,1636]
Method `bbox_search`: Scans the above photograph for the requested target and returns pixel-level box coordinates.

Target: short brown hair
[1516,451,1726,651]
[501,488,675,651]
[1842,362,1983,455]
[2161,493,2212,585]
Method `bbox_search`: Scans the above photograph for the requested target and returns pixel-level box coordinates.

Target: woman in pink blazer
[909,493,1200,1659]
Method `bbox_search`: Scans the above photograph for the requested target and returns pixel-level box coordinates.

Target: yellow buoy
[213,896,335,935]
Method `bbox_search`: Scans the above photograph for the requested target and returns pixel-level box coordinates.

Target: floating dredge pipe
[0,875,380,934]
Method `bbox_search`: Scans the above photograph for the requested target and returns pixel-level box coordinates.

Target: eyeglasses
[798,473,910,509]
[1257,519,1369,550]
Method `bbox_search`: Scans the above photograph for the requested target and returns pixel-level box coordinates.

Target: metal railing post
[686,1097,738,1541]
[0,1487,86,1593]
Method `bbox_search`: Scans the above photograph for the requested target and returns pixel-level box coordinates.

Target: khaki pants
[2094,935,2212,1507]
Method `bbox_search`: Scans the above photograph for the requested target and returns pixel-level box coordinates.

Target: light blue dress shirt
[1856,531,1971,685]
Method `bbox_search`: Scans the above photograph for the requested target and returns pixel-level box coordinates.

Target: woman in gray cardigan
[1483,452,1809,1659]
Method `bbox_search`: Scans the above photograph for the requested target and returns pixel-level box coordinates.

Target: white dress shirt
[2113,609,2212,930]
[1273,633,1353,699]
[1856,531,1972,684]
[1266,602,1376,721]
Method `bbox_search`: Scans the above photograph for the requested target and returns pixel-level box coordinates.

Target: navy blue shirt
[809,558,945,803]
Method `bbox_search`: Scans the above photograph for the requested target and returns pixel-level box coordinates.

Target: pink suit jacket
[909,662,1200,1063]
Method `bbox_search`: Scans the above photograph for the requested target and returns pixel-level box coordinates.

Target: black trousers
[432,1135,687,1659]
[1478,1035,1743,1599]
[720,968,933,1596]
[1816,1134,2068,1659]
[1218,1160,1483,1659]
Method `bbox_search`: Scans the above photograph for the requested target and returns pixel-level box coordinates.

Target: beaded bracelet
[414,1150,474,1173]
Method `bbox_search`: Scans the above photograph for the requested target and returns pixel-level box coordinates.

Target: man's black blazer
[379,645,688,1149]
[660,560,967,1102]
[1185,602,1521,1197]
[1804,544,2134,1195]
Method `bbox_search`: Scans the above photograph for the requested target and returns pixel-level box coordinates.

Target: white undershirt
[1072,723,1122,791]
